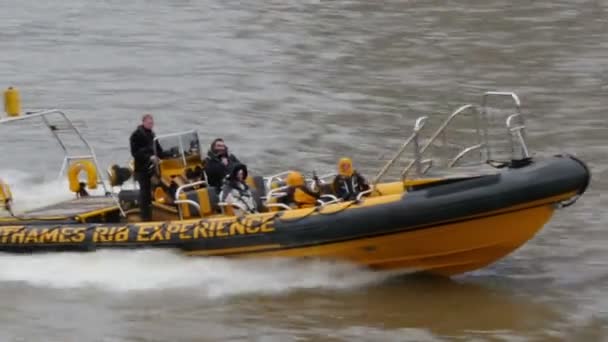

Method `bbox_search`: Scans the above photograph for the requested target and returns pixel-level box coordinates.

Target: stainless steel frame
[374,91,531,182]
[0,109,126,217]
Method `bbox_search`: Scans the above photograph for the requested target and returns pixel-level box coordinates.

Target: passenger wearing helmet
[332,158,370,201]
[221,163,257,215]
[283,171,320,208]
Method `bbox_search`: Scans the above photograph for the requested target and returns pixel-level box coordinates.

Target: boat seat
[184,165,205,182]
[318,182,335,196]
[207,186,220,213]
[251,176,266,212]
[216,176,267,214]
[178,187,220,218]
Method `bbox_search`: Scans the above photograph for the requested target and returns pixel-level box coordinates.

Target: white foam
[0,168,132,214]
[0,250,393,298]
[0,170,395,298]
[1,169,74,213]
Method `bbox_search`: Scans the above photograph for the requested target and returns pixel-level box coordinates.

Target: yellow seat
[178,187,217,218]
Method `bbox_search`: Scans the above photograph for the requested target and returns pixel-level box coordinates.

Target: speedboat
[0,90,590,276]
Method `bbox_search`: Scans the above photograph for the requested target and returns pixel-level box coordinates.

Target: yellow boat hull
[0,155,590,278]
[188,195,562,277]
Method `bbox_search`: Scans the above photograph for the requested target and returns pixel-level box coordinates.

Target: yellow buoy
[0,178,13,212]
[67,160,98,193]
[3,86,21,117]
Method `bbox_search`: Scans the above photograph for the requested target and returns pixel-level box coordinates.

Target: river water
[0,0,607,341]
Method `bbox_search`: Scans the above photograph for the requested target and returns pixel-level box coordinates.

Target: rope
[0,215,73,224]
[0,215,71,221]
[317,199,360,216]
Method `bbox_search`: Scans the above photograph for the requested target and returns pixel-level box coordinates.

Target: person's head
[142,114,154,130]
[229,163,248,182]
[286,171,305,187]
[210,138,227,156]
[337,157,354,177]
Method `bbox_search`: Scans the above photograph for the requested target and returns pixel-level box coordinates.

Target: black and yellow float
[0,88,592,277]
[0,154,590,276]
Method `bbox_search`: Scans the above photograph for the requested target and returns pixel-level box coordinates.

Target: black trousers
[136,172,152,221]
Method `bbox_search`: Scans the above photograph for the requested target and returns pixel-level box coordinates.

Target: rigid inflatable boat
[0,90,590,276]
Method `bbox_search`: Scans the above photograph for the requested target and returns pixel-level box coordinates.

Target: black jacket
[333,171,370,201]
[130,125,162,173]
[204,150,240,189]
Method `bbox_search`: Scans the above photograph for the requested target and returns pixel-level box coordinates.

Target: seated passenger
[221,163,257,215]
[332,157,370,201]
[205,138,241,190]
[283,171,320,208]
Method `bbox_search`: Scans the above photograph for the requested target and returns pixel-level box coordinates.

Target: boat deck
[22,196,118,218]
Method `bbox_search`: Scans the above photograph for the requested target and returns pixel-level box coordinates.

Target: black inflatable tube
[0,155,591,254]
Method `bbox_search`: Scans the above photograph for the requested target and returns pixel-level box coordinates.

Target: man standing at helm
[130,114,162,221]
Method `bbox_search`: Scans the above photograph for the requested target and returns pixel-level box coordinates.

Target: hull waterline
[189,192,570,276]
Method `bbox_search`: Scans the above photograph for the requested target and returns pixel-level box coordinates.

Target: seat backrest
[251,176,266,212]
[252,175,266,191]
[217,186,235,216]
[178,190,201,218]
[207,186,221,213]
[197,188,213,216]
[318,183,334,195]
[178,187,219,218]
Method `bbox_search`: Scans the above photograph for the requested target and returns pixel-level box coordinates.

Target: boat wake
[0,171,394,298]
[0,168,133,214]
[0,250,394,298]
[1,169,76,213]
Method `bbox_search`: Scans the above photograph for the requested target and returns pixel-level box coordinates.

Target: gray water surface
[0,0,607,341]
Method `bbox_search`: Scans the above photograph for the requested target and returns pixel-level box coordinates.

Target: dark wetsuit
[332,171,370,201]
[129,125,162,221]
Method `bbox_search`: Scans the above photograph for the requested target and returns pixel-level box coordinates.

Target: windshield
[154,131,201,160]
